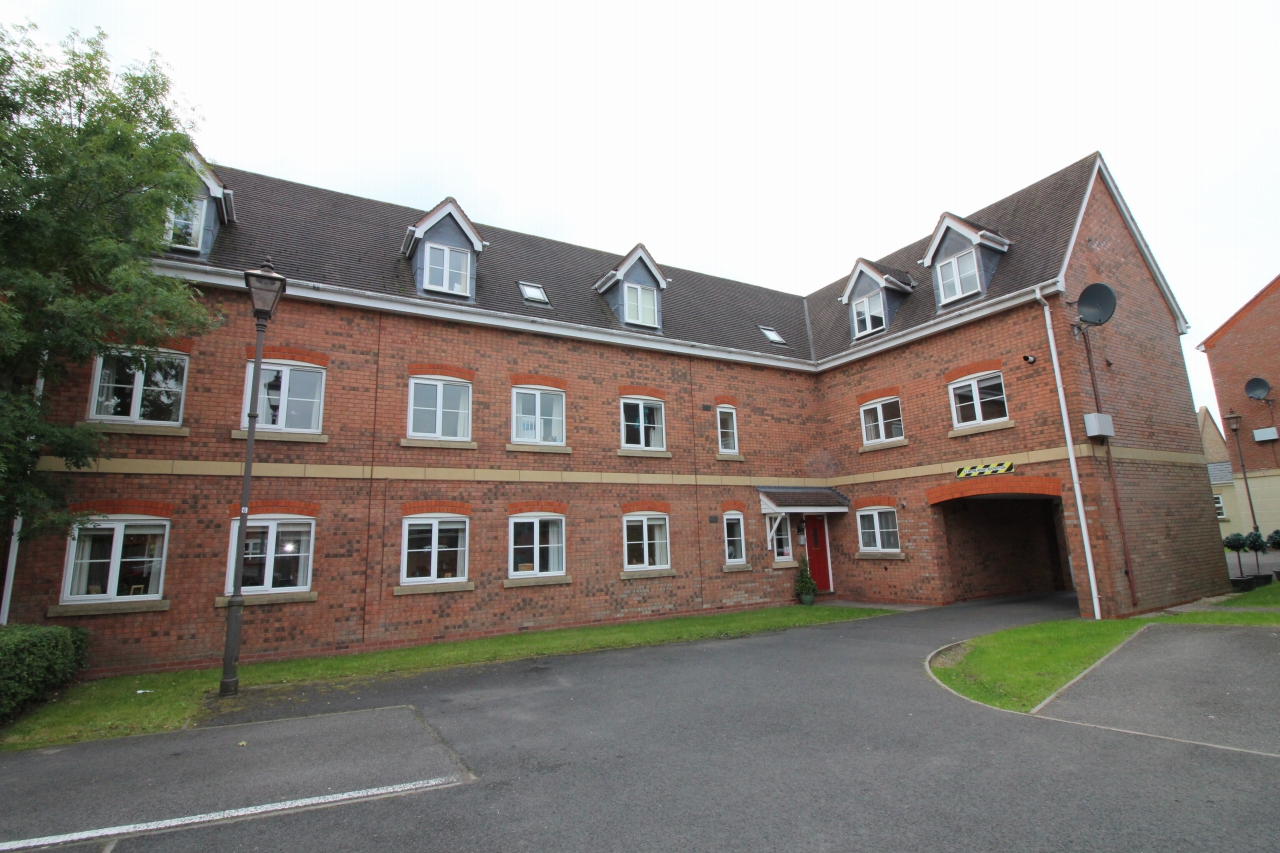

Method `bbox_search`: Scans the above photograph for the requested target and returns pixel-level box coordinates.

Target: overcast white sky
[6,1,1278,422]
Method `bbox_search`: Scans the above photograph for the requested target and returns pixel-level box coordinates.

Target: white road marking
[0,776,462,851]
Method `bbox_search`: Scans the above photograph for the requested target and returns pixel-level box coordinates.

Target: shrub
[1268,530,1280,551]
[1224,533,1247,576]
[795,556,818,598]
[0,624,90,723]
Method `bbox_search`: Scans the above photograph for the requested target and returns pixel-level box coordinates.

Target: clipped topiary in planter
[1245,531,1269,575]
[0,624,90,723]
[795,556,818,605]
[1224,533,1247,578]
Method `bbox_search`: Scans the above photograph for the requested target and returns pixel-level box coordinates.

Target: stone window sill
[215,591,319,606]
[947,420,1016,439]
[855,552,906,561]
[232,430,329,443]
[503,575,572,588]
[393,581,474,595]
[617,449,672,458]
[401,438,478,449]
[772,560,799,569]
[507,444,572,454]
[722,563,752,573]
[715,454,745,462]
[619,568,677,580]
[81,422,190,437]
[48,599,170,617]
[859,438,909,453]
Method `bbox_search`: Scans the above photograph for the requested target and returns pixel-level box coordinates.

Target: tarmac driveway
[1,593,1277,852]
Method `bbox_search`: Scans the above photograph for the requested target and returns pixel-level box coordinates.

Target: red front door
[804,515,832,593]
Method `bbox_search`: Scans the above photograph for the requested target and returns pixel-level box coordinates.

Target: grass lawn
[0,604,890,752]
[1214,582,1280,608]
[931,610,1280,713]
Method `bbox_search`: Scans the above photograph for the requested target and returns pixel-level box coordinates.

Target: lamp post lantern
[220,258,286,697]
[1223,410,1260,534]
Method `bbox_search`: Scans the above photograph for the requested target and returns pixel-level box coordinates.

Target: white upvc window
[623,514,670,570]
[621,397,665,450]
[62,516,169,602]
[408,377,472,440]
[168,199,204,249]
[401,514,469,584]
[771,515,792,559]
[518,282,549,303]
[226,515,314,594]
[509,514,566,576]
[424,244,470,295]
[860,397,904,445]
[1213,495,1226,519]
[723,512,746,564]
[624,283,658,326]
[717,406,738,453]
[759,326,786,345]
[857,508,900,552]
[511,386,565,445]
[242,361,325,433]
[90,351,188,426]
[937,249,981,303]
[853,291,886,337]
[949,372,1008,428]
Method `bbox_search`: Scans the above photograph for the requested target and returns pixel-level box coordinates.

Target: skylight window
[519,282,549,303]
[759,326,786,345]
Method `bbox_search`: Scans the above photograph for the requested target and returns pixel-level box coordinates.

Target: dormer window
[937,249,980,303]
[625,283,658,326]
[519,282,549,303]
[852,292,885,337]
[759,326,786,345]
[426,244,470,295]
[168,199,204,250]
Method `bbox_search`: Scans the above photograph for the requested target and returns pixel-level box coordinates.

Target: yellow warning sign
[956,461,1015,478]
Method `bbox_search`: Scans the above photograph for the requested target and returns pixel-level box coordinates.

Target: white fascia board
[407,201,484,255]
[816,280,1067,371]
[1092,157,1191,335]
[614,244,667,290]
[839,260,912,304]
[152,259,816,371]
[185,153,224,199]
[593,270,620,293]
[770,506,849,514]
[920,214,1010,267]
[759,494,779,514]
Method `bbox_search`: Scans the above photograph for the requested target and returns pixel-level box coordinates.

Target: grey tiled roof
[1208,461,1235,485]
[201,154,1099,363]
[758,487,851,509]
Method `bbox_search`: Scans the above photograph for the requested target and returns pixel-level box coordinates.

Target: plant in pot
[795,556,817,605]
[1224,533,1247,579]
[1245,531,1269,581]
[1269,531,1280,581]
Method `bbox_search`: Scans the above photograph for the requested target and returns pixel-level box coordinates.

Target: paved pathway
[2,593,1277,852]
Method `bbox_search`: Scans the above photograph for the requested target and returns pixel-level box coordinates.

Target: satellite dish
[1077,282,1116,326]
[1245,377,1271,400]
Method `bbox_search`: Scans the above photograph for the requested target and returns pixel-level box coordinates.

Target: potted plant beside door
[795,556,817,605]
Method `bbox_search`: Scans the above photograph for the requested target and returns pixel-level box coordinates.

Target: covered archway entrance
[758,487,850,594]
[925,476,1073,601]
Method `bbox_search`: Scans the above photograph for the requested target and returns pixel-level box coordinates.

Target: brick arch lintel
[507,501,569,515]
[713,395,738,408]
[229,500,320,517]
[943,358,1003,384]
[401,500,471,516]
[720,500,747,513]
[925,476,1062,506]
[853,495,897,511]
[621,500,671,515]
[407,363,474,381]
[246,346,329,367]
[71,499,175,518]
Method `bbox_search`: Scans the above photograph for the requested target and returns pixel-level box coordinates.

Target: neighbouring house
[1199,273,1280,536]
[1198,407,1238,534]
[3,152,1227,676]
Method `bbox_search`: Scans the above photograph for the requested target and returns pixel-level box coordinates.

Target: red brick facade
[7,169,1228,675]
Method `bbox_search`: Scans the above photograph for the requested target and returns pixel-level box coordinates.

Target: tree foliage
[0,25,216,538]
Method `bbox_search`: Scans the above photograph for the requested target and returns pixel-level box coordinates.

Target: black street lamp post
[1222,410,1260,534]
[220,259,287,697]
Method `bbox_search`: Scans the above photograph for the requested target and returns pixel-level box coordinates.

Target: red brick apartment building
[2,153,1227,675]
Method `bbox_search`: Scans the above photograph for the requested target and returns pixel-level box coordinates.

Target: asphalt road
[4,593,1278,852]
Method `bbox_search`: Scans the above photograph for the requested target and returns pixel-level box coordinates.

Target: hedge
[0,624,90,723]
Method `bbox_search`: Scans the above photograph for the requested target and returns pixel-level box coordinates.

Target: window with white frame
[860,397,904,445]
[771,515,792,559]
[226,516,314,593]
[401,515,468,583]
[857,508,900,552]
[409,377,472,440]
[63,517,168,601]
[168,199,204,249]
[91,352,188,426]
[853,291,885,336]
[624,514,669,570]
[621,398,665,450]
[949,372,1008,428]
[937,249,981,303]
[424,244,470,295]
[243,361,325,433]
[717,406,738,453]
[518,282,549,303]
[510,514,565,576]
[512,387,565,445]
[1213,495,1226,519]
[758,326,786,345]
[624,283,658,326]
[723,512,746,564]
